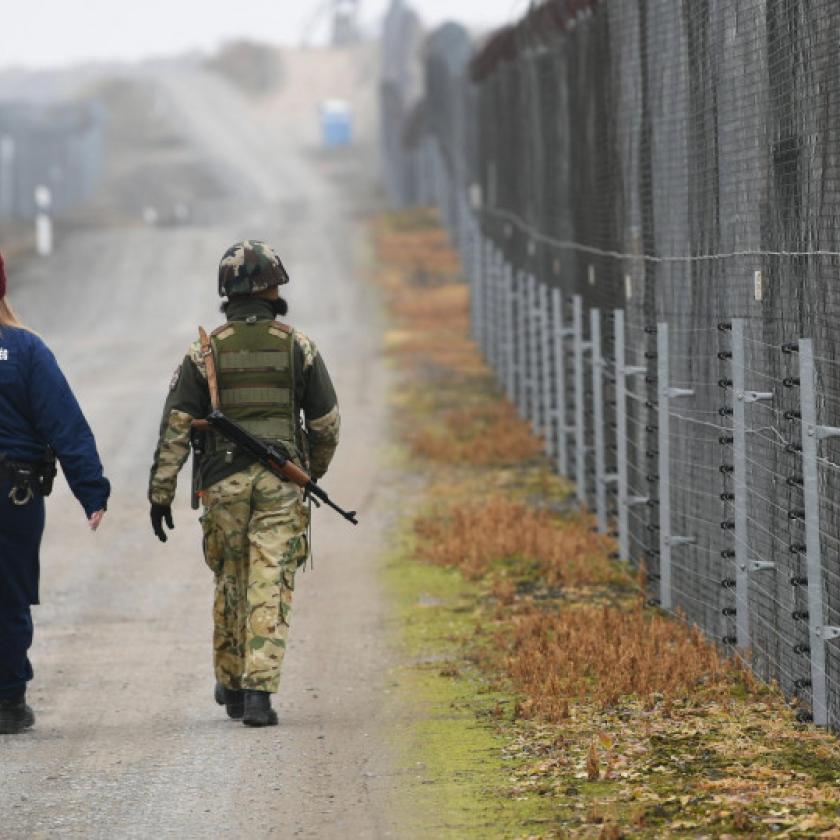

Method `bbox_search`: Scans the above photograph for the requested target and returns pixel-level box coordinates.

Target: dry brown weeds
[414,497,621,588]
[408,403,542,466]
[496,604,740,721]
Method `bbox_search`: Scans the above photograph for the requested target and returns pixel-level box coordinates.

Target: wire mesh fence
[378,0,840,729]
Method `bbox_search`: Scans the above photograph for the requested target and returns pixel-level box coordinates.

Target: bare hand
[89,510,105,532]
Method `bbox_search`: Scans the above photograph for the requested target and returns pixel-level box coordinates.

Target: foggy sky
[1,0,527,70]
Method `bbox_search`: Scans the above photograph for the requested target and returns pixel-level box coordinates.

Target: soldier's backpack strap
[199,326,221,411]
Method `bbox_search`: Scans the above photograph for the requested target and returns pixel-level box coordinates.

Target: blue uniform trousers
[0,605,33,699]
[0,478,44,698]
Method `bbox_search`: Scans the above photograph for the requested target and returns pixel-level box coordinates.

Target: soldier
[0,251,110,734]
[148,241,340,727]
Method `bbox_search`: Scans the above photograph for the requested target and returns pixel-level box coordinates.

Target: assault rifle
[192,410,358,526]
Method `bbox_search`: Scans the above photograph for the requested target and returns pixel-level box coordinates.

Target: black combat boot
[242,690,278,727]
[214,682,245,720]
[0,694,35,735]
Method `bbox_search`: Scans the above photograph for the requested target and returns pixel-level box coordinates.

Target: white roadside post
[34,185,53,257]
[0,135,14,218]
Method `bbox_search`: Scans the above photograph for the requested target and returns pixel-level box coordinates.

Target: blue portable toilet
[321,100,353,148]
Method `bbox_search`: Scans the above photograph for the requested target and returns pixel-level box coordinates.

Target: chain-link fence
[0,100,104,220]
[379,0,840,729]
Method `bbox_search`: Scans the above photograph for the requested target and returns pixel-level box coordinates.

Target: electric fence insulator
[720,521,735,531]
[721,549,736,559]
[794,678,812,690]
[720,492,735,502]
[786,443,802,454]
[645,401,657,410]
[719,407,734,417]
[722,635,737,645]
[790,576,808,587]
[646,598,661,608]
[719,436,734,446]
[646,524,660,533]
[645,424,658,433]
[644,325,657,335]
[787,476,804,487]
[720,465,734,475]
[644,376,656,386]
[717,351,733,361]
[646,498,659,508]
[782,342,800,355]
[717,322,732,332]
[644,351,657,360]
[722,607,737,617]
[646,474,659,484]
[721,578,736,589]
[788,510,805,521]
[795,711,813,723]
[718,378,733,389]
[784,410,801,421]
[645,450,657,459]
[783,377,801,388]
[793,644,811,655]
[789,543,806,555]
[792,610,809,622]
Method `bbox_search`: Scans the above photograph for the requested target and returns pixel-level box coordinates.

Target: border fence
[379,0,840,728]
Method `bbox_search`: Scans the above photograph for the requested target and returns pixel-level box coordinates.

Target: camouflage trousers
[200,464,309,693]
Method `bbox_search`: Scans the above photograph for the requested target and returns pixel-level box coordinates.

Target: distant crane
[300,0,361,48]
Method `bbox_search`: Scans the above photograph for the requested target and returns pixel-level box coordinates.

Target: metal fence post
[503,263,515,400]
[591,308,607,532]
[799,338,840,726]
[614,310,647,561]
[658,322,695,610]
[471,228,484,346]
[529,275,542,436]
[731,318,751,651]
[517,271,529,418]
[483,240,495,363]
[552,289,570,476]
[573,295,587,506]
[540,282,554,458]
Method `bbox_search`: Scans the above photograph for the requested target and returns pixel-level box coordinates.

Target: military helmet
[218,240,289,297]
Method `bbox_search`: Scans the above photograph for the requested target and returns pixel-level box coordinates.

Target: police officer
[148,241,340,727]
[0,252,110,735]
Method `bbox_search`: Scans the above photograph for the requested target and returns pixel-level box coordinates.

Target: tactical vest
[210,319,301,461]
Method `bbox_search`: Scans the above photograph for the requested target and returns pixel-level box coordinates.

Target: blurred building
[0,100,104,220]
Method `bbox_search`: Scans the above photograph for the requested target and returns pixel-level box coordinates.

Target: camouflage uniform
[149,292,340,694]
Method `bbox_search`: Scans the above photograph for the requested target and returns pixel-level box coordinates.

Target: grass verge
[375,208,840,838]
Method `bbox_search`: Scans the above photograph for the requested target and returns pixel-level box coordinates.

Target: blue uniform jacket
[0,325,110,517]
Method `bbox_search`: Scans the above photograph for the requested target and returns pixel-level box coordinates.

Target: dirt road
[2,53,399,839]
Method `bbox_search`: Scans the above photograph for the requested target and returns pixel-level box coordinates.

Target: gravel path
[1,56,398,839]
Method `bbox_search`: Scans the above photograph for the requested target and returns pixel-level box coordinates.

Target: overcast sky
[0,0,529,69]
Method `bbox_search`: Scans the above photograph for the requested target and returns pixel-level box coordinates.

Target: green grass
[382,534,558,839]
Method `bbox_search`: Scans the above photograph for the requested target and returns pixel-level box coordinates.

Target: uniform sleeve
[26,337,110,517]
[148,350,210,505]
[295,333,340,480]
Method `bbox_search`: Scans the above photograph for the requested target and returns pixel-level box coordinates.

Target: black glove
[150,503,174,543]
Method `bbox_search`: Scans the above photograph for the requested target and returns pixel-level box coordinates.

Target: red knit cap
[0,251,6,300]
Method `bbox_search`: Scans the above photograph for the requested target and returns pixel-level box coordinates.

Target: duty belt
[0,450,57,506]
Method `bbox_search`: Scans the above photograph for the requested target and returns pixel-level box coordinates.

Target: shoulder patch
[214,326,235,341]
